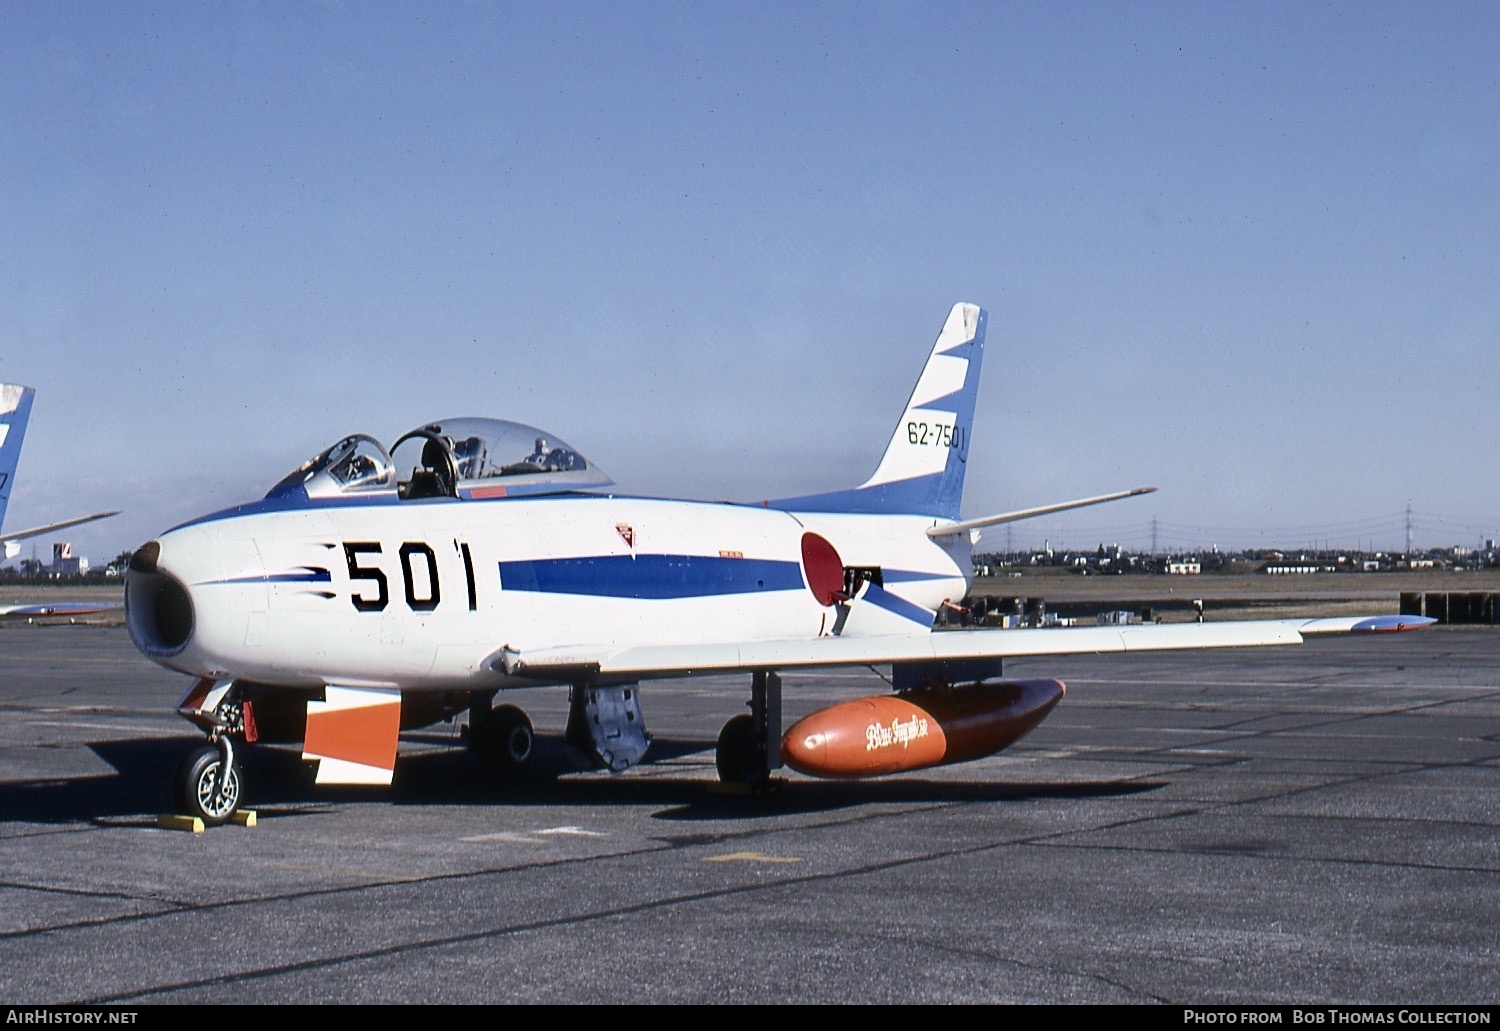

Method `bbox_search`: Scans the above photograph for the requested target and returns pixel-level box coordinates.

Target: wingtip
[1353,615,1439,632]
[1303,615,1440,634]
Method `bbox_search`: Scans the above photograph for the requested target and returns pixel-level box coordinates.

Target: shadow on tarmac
[0,732,1165,827]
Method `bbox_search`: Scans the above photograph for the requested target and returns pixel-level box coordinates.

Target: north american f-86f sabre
[124,304,1433,825]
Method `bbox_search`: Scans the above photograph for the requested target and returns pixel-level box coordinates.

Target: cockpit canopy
[266,418,613,502]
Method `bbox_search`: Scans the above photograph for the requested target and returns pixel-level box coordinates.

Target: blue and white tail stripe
[768,303,985,519]
[0,384,36,532]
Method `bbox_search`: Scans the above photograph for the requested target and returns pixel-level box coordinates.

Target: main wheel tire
[471,704,534,775]
[174,744,242,826]
[715,713,767,786]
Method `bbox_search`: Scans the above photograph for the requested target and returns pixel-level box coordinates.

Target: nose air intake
[125,541,194,656]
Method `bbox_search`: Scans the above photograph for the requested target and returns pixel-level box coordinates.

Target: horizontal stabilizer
[1,510,120,552]
[927,487,1156,538]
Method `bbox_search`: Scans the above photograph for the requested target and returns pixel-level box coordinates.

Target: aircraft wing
[492,615,1434,682]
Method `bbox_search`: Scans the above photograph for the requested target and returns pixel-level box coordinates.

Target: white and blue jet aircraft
[124,304,1433,825]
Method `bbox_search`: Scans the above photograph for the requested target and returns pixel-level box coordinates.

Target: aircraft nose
[124,539,195,658]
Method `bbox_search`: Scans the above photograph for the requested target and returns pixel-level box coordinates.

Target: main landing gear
[467,673,783,791]
[466,684,653,776]
[715,671,782,790]
[465,693,536,775]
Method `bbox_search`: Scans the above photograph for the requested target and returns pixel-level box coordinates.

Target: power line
[977,506,1498,554]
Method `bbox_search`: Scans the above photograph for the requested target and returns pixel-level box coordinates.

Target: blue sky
[3,1,1496,564]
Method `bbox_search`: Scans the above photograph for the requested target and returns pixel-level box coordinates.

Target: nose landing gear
[174,734,243,827]
[169,678,250,827]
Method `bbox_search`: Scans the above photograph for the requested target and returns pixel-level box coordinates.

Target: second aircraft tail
[0,384,36,535]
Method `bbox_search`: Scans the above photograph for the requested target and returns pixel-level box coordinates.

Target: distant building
[1264,560,1336,575]
[49,543,88,576]
[1166,558,1201,575]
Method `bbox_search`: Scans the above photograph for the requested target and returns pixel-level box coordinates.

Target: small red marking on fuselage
[616,524,635,548]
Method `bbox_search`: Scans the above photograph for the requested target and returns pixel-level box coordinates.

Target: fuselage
[126,491,972,691]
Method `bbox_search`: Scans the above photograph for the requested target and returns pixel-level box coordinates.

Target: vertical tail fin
[0,384,36,534]
[769,303,986,519]
[0,385,114,559]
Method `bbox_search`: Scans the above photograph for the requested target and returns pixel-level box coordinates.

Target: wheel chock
[155,811,256,832]
[157,815,204,833]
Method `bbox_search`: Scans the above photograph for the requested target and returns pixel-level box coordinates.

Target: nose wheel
[174,738,243,826]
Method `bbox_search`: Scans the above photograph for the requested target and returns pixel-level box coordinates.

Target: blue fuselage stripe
[208,568,331,586]
[498,554,805,600]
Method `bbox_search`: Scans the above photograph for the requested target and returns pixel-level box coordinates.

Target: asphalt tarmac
[0,623,1495,1006]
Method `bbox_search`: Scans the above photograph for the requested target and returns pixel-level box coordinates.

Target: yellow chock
[157,815,204,834]
[230,810,258,827]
